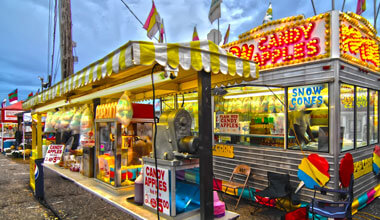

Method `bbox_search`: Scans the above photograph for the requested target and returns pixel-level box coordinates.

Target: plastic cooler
[3,139,16,152]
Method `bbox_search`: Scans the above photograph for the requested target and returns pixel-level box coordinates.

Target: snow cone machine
[143,109,202,218]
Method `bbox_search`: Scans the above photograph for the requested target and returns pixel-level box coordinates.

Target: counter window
[214,86,285,148]
[356,87,368,148]
[370,90,378,144]
[287,84,329,152]
[340,84,355,151]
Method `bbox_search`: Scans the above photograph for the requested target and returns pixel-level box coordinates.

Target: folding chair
[309,174,354,219]
[222,164,251,209]
[255,172,293,211]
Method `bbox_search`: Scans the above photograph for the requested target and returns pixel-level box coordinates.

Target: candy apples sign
[144,165,170,215]
[223,13,330,70]
[340,13,380,71]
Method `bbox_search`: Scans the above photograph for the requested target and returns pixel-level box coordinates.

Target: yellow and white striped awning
[23,40,258,110]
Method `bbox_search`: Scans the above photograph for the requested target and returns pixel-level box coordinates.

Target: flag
[356,0,366,15]
[223,24,230,45]
[27,92,33,100]
[8,89,18,104]
[143,1,162,39]
[192,26,199,41]
[208,0,222,24]
[263,2,273,23]
[158,19,164,43]
[36,89,40,95]
[1,99,6,108]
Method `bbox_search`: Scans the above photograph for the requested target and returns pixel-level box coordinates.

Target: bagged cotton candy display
[53,109,63,131]
[116,91,133,126]
[70,107,84,134]
[61,107,76,131]
[80,105,95,146]
[44,111,55,133]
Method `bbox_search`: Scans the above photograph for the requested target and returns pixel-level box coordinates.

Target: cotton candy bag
[116,91,133,126]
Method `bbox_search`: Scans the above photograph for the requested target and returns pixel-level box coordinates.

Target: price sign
[44,145,65,164]
[143,165,170,215]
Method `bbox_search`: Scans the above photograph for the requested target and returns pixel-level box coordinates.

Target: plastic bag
[44,111,55,133]
[80,105,95,146]
[116,91,133,126]
[70,107,83,134]
[53,109,63,131]
[61,108,76,131]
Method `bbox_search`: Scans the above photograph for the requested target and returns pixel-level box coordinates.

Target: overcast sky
[0,0,374,105]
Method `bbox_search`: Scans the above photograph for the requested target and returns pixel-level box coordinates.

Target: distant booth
[1,101,24,152]
[23,40,258,219]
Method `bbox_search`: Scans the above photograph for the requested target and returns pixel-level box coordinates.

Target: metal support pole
[332,0,335,10]
[198,70,213,220]
[37,113,43,159]
[331,60,340,194]
[311,0,317,15]
[342,0,346,11]
[375,0,377,29]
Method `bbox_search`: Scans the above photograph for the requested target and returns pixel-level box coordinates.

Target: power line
[119,0,159,41]
[50,0,58,80]
[47,0,52,80]
[53,48,61,84]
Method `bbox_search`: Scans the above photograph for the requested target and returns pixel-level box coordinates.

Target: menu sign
[219,114,239,134]
[44,145,65,164]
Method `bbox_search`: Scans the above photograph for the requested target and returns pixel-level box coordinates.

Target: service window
[340,84,355,151]
[356,87,368,148]
[369,90,378,144]
[287,83,329,152]
[213,86,285,148]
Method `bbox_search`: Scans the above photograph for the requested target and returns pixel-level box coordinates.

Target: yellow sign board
[213,144,234,158]
[353,157,373,179]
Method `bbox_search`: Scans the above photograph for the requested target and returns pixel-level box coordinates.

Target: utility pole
[59,0,74,80]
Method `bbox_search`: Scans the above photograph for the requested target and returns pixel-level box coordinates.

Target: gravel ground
[1,154,379,220]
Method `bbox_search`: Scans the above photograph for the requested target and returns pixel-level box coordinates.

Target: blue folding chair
[309,174,354,219]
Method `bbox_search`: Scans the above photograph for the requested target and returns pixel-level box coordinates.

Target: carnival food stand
[204,10,380,214]
[23,40,258,219]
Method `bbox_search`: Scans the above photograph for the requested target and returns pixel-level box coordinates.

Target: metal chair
[309,174,354,219]
[222,164,251,209]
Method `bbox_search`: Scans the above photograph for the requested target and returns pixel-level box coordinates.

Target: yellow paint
[139,41,155,65]
[167,43,180,68]
[353,157,373,179]
[213,144,234,158]
[190,41,202,71]
[29,159,35,191]
[299,158,330,186]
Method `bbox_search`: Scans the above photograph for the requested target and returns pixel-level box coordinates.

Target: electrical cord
[34,196,62,220]
[151,63,160,220]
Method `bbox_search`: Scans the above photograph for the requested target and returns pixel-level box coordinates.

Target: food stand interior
[23,10,380,219]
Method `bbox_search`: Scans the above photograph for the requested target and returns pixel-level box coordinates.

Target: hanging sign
[340,13,380,72]
[213,144,234,158]
[223,13,329,70]
[144,165,170,215]
[44,145,65,164]
[219,114,239,134]
[2,110,24,122]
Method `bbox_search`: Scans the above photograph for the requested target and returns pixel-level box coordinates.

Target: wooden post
[198,70,213,220]
[59,0,74,80]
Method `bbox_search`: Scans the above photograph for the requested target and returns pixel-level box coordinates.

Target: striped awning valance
[23,40,258,110]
